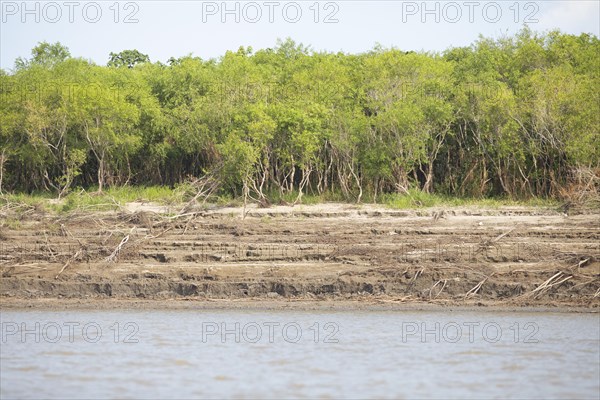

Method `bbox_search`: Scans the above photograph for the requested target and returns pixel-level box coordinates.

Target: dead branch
[568,278,600,291]
[405,267,424,293]
[491,225,519,243]
[429,279,447,299]
[575,258,591,270]
[479,225,520,250]
[178,169,221,215]
[144,226,173,240]
[464,274,493,299]
[43,231,57,261]
[55,249,82,279]
[524,271,574,299]
[105,234,130,263]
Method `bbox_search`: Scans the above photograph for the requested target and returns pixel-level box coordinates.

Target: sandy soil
[1,203,599,309]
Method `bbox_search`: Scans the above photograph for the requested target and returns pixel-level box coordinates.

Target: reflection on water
[1,309,599,399]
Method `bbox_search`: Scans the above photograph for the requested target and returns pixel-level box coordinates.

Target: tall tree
[108,50,150,68]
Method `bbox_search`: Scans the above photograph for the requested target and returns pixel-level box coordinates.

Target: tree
[15,42,70,70]
[71,66,141,191]
[108,50,150,68]
[2,31,598,200]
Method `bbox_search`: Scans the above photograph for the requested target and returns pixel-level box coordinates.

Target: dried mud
[1,204,599,309]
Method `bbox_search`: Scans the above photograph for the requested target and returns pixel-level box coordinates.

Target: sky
[1,0,599,70]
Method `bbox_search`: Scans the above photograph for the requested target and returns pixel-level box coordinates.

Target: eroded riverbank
[1,203,599,308]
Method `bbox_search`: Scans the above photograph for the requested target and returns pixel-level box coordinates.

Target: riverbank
[1,298,598,313]
[1,203,598,309]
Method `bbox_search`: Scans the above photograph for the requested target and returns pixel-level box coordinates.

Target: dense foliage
[1,29,598,202]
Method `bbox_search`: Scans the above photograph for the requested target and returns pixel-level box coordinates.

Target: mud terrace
[1,203,599,309]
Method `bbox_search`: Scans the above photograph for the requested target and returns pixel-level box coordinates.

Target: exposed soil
[1,203,599,309]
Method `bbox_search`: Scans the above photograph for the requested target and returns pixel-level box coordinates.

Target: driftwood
[405,267,424,293]
[178,170,221,215]
[375,296,414,303]
[478,225,520,250]
[43,231,57,261]
[524,271,574,299]
[464,274,494,299]
[570,258,591,272]
[105,235,130,263]
[55,249,82,279]
[429,279,447,299]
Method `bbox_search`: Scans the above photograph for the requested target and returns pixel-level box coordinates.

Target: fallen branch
[574,258,591,271]
[413,268,424,281]
[525,271,573,299]
[568,278,599,290]
[7,263,45,268]
[105,235,130,263]
[143,226,173,240]
[375,296,413,303]
[464,274,493,300]
[178,170,221,215]
[528,271,562,295]
[164,211,204,220]
[429,279,447,299]
[492,225,519,243]
[478,225,520,250]
[55,249,82,279]
[405,268,424,293]
[43,231,57,261]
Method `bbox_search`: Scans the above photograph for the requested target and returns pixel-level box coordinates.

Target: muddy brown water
[1,309,599,399]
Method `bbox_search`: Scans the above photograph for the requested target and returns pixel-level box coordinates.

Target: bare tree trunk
[480,158,488,196]
[348,163,362,203]
[373,179,379,203]
[423,129,447,193]
[97,155,105,193]
[124,154,132,186]
[0,149,5,194]
[294,167,312,205]
[288,162,296,194]
[242,179,249,220]
[337,165,350,199]
[423,164,434,193]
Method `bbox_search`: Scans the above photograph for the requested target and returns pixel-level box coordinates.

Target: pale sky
[1,0,599,70]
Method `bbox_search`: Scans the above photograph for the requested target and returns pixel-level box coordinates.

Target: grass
[381,190,559,209]
[1,217,21,230]
[0,185,187,214]
[105,185,182,203]
[0,185,560,215]
[52,186,185,213]
[1,192,54,207]
[263,189,347,205]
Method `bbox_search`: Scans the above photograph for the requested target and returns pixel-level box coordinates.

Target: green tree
[108,50,150,68]
[15,41,70,70]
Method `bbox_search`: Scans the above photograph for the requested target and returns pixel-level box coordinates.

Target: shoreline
[1,297,598,313]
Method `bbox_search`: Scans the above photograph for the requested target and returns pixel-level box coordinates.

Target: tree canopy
[1,32,598,201]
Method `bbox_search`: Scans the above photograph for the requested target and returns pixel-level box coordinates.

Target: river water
[1,309,598,399]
